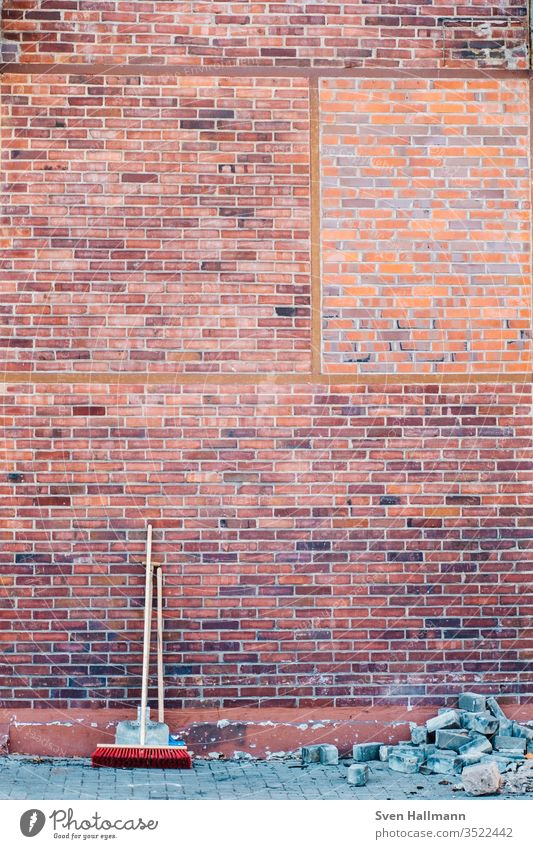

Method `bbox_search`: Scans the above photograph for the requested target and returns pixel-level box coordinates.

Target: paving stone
[319,744,339,765]
[301,745,321,765]
[347,764,368,786]
[426,710,460,733]
[435,729,470,752]
[379,745,393,762]
[458,734,492,756]
[460,711,499,736]
[458,693,487,713]
[486,697,507,720]
[426,750,460,775]
[352,743,382,762]
[410,724,428,745]
[494,735,526,754]
[511,723,533,741]
[461,761,502,796]
[389,748,424,774]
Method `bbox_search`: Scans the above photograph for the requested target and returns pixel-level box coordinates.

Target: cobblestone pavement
[0,756,526,800]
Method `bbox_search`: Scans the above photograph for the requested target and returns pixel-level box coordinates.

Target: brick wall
[2,1,529,69]
[2,381,531,708]
[1,1,532,715]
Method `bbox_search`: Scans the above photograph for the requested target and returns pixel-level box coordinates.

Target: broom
[92,525,192,769]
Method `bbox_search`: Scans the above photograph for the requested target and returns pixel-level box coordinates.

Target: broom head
[92,744,192,769]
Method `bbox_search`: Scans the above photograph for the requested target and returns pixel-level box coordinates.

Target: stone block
[389,748,424,774]
[461,761,502,796]
[410,724,428,745]
[347,763,368,786]
[319,744,339,765]
[352,742,382,762]
[435,729,470,752]
[301,745,321,765]
[511,723,533,742]
[460,711,499,736]
[498,718,514,736]
[494,735,526,754]
[458,734,492,756]
[426,710,460,733]
[379,745,394,762]
[486,697,507,720]
[458,692,486,713]
[426,750,460,775]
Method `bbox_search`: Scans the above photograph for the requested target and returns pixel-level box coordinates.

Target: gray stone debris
[435,729,470,752]
[301,745,322,765]
[352,742,382,762]
[379,745,394,762]
[460,711,499,736]
[347,764,368,786]
[319,744,339,765]
[426,710,460,733]
[410,724,428,745]
[461,762,502,796]
[459,693,486,713]
[493,735,526,754]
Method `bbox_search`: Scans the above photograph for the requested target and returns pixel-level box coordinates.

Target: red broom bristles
[92,746,192,769]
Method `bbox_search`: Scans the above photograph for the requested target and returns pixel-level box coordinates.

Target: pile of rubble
[302,692,533,795]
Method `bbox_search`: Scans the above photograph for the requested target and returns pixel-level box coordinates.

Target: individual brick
[426,751,460,775]
[458,735,493,756]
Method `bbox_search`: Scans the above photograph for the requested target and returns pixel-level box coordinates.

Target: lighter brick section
[320,78,531,374]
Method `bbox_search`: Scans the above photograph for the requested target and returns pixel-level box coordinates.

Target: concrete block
[458,692,486,713]
[486,697,507,720]
[527,741,533,755]
[352,742,382,762]
[436,729,470,752]
[456,751,483,769]
[426,750,459,775]
[319,744,339,765]
[426,710,460,733]
[410,723,428,745]
[498,718,514,736]
[389,748,424,774]
[379,745,394,762]
[461,761,502,796]
[493,735,526,754]
[301,745,321,765]
[460,711,499,736]
[458,734,492,756]
[511,723,533,742]
[347,763,368,786]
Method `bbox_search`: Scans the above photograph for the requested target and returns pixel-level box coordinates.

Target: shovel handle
[156,565,164,723]
[140,524,153,747]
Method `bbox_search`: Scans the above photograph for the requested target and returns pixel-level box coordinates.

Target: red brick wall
[1,2,532,714]
[1,74,310,375]
[2,381,532,708]
[321,77,531,374]
[2,1,529,69]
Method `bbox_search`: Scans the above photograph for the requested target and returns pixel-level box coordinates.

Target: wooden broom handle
[156,565,164,723]
[140,523,153,747]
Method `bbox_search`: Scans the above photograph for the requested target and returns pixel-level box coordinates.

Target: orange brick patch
[320,78,531,375]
